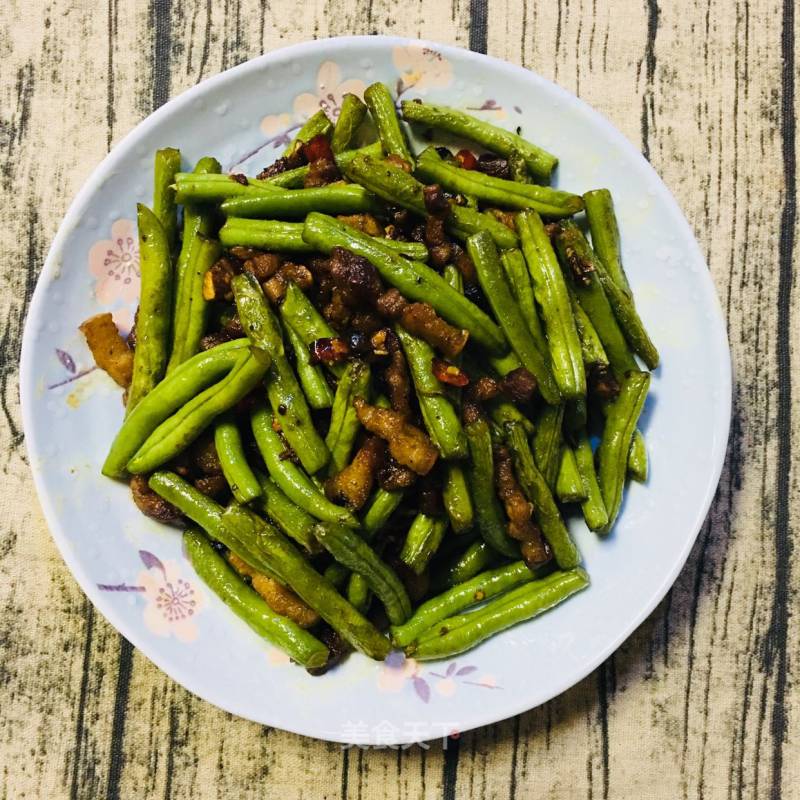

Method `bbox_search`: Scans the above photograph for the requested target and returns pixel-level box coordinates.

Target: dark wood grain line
[340,747,349,800]
[163,704,179,800]
[106,0,117,149]
[765,2,795,797]
[0,74,36,455]
[197,0,213,82]
[151,0,172,109]
[105,638,133,800]
[2,62,34,189]
[733,586,761,800]
[468,0,487,54]
[640,0,658,160]
[596,661,610,800]
[554,0,563,79]
[258,0,268,51]
[68,605,96,800]
[441,736,460,800]
[508,715,519,800]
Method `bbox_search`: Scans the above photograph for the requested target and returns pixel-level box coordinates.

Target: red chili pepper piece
[301,134,334,164]
[432,358,470,387]
[456,149,478,170]
[309,337,351,365]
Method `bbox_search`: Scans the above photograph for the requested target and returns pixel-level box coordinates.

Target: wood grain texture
[0,1,797,798]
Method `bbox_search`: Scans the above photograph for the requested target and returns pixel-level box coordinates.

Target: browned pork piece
[329,247,382,306]
[241,251,282,282]
[500,367,538,403]
[466,368,538,404]
[202,255,240,301]
[354,398,439,475]
[587,362,621,401]
[377,457,417,491]
[130,476,182,524]
[375,288,469,359]
[193,474,229,500]
[263,262,313,303]
[493,445,552,568]
[227,552,319,628]
[79,313,134,388]
[337,213,385,237]
[301,135,341,188]
[325,436,386,509]
[378,329,412,417]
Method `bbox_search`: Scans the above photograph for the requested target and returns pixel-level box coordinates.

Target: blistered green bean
[400,514,449,575]
[390,560,535,648]
[364,82,413,163]
[597,371,650,532]
[400,100,557,180]
[283,109,332,158]
[532,403,564,490]
[256,473,321,553]
[395,326,467,459]
[221,184,378,219]
[574,432,609,531]
[215,411,262,504]
[467,231,560,404]
[416,148,583,217]
[505,420,580,569]
[220,219,316,253]
[280,281,344,377]
[220,504,388,659]
[516,210,585,401]
[184,528,328,668]
[555,446,587,503]
[104,339,249,478]
[443,463,474,534]
[331,93,368,153]
[583,189,632,297]
[408,568,589,660]
[152,147,181,251]
[168,156,220,374]
[465,416,518,558]
[500,248,549,356]
[127,204,173,413]
[313,521,412,624]
[325,360,371,473]
[127,352,269,473]
[283,321,334,410]
[553,222,638,378]
[250,404,358,527]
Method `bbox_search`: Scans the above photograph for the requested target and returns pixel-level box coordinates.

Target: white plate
[20,36,731,745]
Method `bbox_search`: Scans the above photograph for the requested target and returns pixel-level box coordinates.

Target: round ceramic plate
[20,36,730,745]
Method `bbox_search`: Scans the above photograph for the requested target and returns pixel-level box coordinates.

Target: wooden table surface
[2,1,797,797]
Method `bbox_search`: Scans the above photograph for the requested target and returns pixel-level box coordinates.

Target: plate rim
[20,34,732,744]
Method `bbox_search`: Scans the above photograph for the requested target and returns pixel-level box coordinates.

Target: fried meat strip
[354,398,438,475]
[130,476,182,524]
[227,552,319,628]
[79,313,134,388]
[494,445,552,568]
[325,436,385,509]
[375,289,468,359]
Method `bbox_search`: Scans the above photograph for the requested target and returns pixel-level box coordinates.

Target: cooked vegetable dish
[83,85,657,671]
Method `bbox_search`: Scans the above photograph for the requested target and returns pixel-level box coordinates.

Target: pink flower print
[260,111,293,138]
[137,551,205,642]
[292,61,366,122]
[377,650,420,692]
[393,46,453,95]
[435,677,457,697]
[89,218,140,305]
